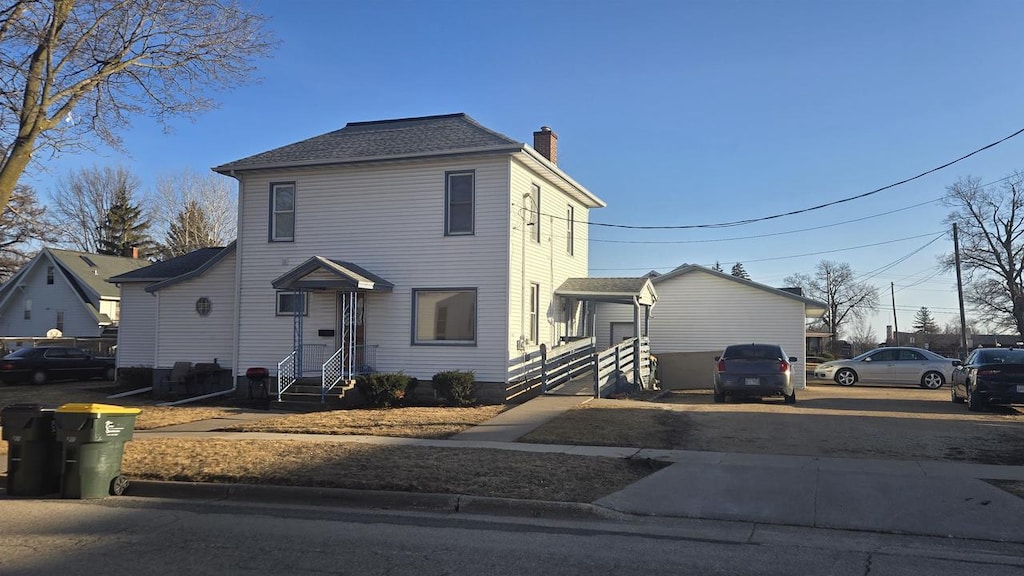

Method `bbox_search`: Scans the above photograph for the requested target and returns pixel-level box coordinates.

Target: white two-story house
[115,113,609,403]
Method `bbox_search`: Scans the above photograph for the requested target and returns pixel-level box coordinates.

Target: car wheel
[967,385,986,412]
[921,371,944,390]
[784,390,796,404]
[713,389,725,403]
[110,475,130,496]
[951,384,965,404]
[105,367,116,381]
[835,368,857,386]
[31,370,47,385]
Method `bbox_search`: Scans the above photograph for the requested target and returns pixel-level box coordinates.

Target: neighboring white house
[116,113,610,403]
[0,248,150,339]
[594,265,827,390]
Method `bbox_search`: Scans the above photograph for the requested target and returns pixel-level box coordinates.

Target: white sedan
[813,346,957,389]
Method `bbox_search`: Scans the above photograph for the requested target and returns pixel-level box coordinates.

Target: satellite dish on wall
[46,328,62,338]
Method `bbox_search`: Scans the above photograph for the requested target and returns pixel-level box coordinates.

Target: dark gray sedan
[0,346,115,385]
[714,343,797,404]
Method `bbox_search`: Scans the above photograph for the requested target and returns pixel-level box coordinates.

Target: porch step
[271,381,361,412]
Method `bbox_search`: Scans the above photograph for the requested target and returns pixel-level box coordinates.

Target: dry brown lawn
[121,437,665,502]
[226,405,506,438]
[134,407,247,430]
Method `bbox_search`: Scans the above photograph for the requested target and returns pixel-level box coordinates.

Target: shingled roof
[108,247,227,283]
[213,113,523,172]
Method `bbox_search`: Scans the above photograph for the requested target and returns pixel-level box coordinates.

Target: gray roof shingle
[557,277,653,295]
[108,247,226,283]
[214,113,522,172]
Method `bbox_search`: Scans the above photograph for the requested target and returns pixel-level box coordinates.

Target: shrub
[432,370,476,407]
[116,366,153,388]
[355,372,411,408]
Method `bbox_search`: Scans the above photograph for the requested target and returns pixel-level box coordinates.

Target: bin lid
[56,403,141,415]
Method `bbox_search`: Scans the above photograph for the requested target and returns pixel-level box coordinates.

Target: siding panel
[116,284,156,367]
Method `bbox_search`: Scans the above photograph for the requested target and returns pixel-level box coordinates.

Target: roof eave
[212,144,525,174]
[518,147,606,208]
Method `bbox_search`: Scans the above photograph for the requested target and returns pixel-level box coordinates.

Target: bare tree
[941,173,1024,338]
[152,168,236,251]
[0,0,274,210]
[784,260,879,347]
[48,165,142,252]
[0,183,57,280]
[847,318,878,356]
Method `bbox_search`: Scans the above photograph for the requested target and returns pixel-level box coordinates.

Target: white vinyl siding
[116,284,157,368]
[235,157,510,382]
[595,269,809,388]
[154,250,237,370]
[507,159,589,360]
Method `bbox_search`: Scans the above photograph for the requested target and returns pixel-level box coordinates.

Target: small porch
[271,257,394,405]
[508,277,658,399]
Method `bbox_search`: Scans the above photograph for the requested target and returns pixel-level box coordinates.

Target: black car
[0,346,115,385]
[714,343,797,404]
[951,347,1024,412]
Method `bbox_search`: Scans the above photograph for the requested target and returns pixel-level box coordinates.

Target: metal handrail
[277,351,296,400]
[322,347,343,402]
[321,345,379,402]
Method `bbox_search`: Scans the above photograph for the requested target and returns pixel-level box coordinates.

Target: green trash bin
[55,403,141,499]
[1,403,62,496]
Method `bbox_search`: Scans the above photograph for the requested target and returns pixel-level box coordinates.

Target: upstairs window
[528,184,540,243]
[566,204,575,255]
[445,171,474,235]
[47,266,54,284]
[270,183,295,242]
[56,311,64,332]
[24,299,31,320]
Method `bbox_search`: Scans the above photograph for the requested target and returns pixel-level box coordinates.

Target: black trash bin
[1,403,62,496]
[55,403,141,499]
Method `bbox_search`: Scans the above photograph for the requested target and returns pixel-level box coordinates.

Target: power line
[589,231,944,271]
[584,127,1024,230]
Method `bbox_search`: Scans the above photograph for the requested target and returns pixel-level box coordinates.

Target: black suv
[714,343,797,404]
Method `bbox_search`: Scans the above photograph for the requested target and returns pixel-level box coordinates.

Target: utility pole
[953,223,968,358]
[891,282,899,346]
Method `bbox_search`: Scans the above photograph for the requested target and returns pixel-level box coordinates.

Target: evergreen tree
[161,199,217,258]
[96,185,154,257]
[712,261,723,272]
[913,307,939,333]
[731,262,750,280]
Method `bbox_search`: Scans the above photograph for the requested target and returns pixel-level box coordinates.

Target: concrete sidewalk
[10,395,1024,544]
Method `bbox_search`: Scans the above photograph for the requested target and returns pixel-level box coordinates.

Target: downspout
[158,169,244,407]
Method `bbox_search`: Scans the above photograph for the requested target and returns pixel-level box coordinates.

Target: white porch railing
[277,351,296,400]
[321,344,379,402]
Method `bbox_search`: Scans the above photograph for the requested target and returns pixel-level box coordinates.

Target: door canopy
[272,257,394,292]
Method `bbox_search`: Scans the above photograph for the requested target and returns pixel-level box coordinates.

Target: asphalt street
[2,496,1023,576]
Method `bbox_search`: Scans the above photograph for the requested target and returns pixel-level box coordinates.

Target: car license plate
[745,378,759,386]
[1017,385,1024,394]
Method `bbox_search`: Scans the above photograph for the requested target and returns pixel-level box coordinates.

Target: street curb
[125,479,621,520]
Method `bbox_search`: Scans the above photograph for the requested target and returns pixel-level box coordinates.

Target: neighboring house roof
[107,243,236,294]
[555,277,658,306]
[212,112,605,208]
[654,264,828,317]
[0,248,150,327]
[272,257,394,292]
[47,249,151,300]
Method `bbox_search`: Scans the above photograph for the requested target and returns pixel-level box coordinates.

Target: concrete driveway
[653,381,1024,465]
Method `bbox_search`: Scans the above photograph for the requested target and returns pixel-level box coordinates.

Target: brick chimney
[131,247,139,259]
[533,126,558,164]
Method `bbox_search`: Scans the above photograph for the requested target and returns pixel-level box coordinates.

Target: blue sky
[25,0,1024,340]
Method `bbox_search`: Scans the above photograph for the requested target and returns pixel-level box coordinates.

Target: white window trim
[566,204,575,256]
[529,283,540,343]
